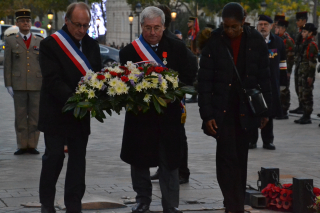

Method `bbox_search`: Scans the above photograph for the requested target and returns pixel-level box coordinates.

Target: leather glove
[6,87,14,98]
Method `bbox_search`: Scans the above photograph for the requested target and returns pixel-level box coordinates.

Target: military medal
[162,52,167,65]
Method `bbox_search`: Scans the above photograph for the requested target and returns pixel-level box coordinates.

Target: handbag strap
[225,47,245,92]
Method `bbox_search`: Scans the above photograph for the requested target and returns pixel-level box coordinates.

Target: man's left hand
[260,117,269,129]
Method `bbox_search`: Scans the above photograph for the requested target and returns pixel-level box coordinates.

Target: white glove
[280,86,286,91]
[6,87,14,98]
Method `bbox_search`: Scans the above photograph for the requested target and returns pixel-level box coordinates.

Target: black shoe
[248,143,257,149]
[132,203,150,213]
[317,113,320,117]
[14,148,27,155]
[275,115,289,120]
[179,176,189,184]
[318,123,320,127]
[66,211,82,213]
[163,207,183,213]
[299,117,312,124]
[289,107,303,114]
[150,169,159,180]
[185,97,198,103]
[41,205,56,213]
[263,143,276,150]
[294,116,303,124]
[28,148,40,154]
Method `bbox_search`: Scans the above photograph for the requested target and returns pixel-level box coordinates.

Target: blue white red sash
[131,35,165,67]
[51,30,92,76]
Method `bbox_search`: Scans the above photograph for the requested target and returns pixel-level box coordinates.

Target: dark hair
[157,5,171,28]
[66,2,91,21]
[222,2,244,22]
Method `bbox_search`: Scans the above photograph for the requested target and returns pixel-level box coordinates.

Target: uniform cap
[188,17,196,21]
[274,15,285,22]
[277,20,289,28]
[15,9,31,20]
[258,15,273,24]
[301,23,317,32]
[296,11,308,20]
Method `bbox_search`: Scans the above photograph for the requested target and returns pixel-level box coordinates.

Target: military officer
[4,9,43,155]
[293,23,318,124]
[290,11,308,115]
[274,15,285,26]
[275,20,295,119]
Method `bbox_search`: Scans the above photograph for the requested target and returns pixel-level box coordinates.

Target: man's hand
[307,77,313,87]
[205,119,218,136]
[6,87,14,98]
[287,73,291,80]
[260,117,269,129]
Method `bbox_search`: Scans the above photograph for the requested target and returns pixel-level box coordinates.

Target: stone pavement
[0,65,319,213]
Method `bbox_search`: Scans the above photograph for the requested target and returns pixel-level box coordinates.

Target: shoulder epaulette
[35,34,44,39]
[6,33,17,37]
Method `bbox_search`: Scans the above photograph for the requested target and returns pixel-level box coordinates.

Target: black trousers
[216,112,250,212]
[179,124,190,179]
[131,141,179,209]
[39,133,89,212]
[250,117,274,144]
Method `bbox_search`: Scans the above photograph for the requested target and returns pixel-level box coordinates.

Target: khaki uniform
[279,32,295,113]
[297,38,318,116]
[4,33,43,149]
[294,31,303,103]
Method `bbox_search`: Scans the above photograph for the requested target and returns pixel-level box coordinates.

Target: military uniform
[294,24,318,124]
[3,9,43,152]
[277,20,295,116]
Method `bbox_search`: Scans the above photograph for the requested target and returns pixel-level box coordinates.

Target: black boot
[275,110,289,120]
[299,114,312,124]
[317,114,320,117]
[294,116,304,124]
[289,105,303,114]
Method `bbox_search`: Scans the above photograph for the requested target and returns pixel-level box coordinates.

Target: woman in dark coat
[198,3,272,213]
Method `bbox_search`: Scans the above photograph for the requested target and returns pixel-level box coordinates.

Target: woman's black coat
[198,26,272,138]
[119,34,196,169]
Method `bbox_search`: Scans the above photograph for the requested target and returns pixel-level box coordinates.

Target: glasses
[17,19,31,23]
[143,26,162,33]
[69,20,90,29]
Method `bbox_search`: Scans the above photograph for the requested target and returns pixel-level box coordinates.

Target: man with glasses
[4,9,43,155]
[120,6,192,213]
[38,2,101,213]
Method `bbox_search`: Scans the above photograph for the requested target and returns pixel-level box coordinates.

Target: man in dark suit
[119,6,194,213]
[249,15,287,150]
[38,3,101,213]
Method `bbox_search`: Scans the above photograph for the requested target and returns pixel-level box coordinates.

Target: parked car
[99,44,119,68]
[0,42,4,65]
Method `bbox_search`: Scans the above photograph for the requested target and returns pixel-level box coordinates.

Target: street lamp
[129,12,134,42]
[136,2,142,36]
[260,2,267,13]
[171,9,177,32]
[0,20,4,25]
[47,10,54,35]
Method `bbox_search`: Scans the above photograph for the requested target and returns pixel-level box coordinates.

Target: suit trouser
[13,91,40,149]
[250,117,274,144]
[131,142,179,209]
[216,112,249,212]
[39,133,89,212]
[179,124,190,179]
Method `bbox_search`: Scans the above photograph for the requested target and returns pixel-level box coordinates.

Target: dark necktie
[23,36,27,41]
[151,46,157,52]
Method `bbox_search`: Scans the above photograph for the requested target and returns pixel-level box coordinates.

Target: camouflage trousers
[298,63,314,116]
[280,75,291,113]
[294,64,300,105]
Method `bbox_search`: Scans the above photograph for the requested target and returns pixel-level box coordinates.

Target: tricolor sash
[132,35,165,67]
[51,30,92,76]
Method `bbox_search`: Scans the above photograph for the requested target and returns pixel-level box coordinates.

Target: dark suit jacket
[119,34,194,169]
[38,26,101,137]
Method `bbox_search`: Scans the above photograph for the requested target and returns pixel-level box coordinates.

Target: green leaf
[105,108,112,116]
[154,95,167,107]
[95,115,104,123]
[79,108,88,119]
[152,96,161,114]
[62,102,77,113]
[73,107,80,118]
[66,95,81,103]
[174,90,184,97]
[77,102,93,108]
[164,93,175,100]
[91,110,96,118]
[180,86,196,95]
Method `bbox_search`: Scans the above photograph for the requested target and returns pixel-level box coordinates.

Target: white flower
[108,78,119,87]
[161,79,168,90]
[143,94,151,103]
[107,87,116,96]
[104,73,111,79]
[91,74,98,81]
[172,81,178,89]
[123,85,129,94]
[126,61,137,71]
[98,81,104,89]
[128,74,138,82]
[118,81,125,87]
[79,85,87,93]
[135,83,143,92]
[92,80,100,89]
[88,89,96,99]
[115,85,124,95]
[141,80,150,89]
[151,83,158,88]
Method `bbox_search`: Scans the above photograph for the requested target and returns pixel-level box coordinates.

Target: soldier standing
[290,11,308,114]
[4,9,43,155]
[293,23,318,124]
[275,20,295,119]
